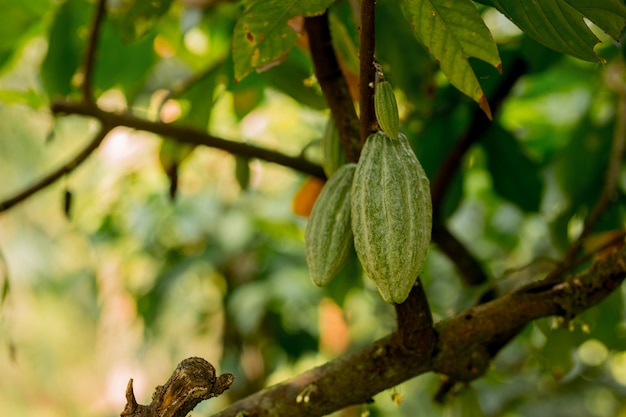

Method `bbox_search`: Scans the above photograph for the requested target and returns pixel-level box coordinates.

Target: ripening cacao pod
[305,163,357,286]
[351,131,432,304]
[321,117,348,177]
[374,81,399,140]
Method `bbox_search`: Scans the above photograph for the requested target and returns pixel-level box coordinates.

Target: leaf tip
[478,95,492,121]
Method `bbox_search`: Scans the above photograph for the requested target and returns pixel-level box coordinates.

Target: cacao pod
[374,81,399,140]
[305,163,357,286]
[321,117,348,177]
[351,131,432,303]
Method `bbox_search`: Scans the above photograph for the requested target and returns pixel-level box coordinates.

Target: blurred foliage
[0,1,625,417]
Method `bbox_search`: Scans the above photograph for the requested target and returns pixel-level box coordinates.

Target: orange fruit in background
[292,176,326,217]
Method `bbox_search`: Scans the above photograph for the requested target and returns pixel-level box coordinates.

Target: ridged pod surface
[351,132,432,303]
[305,163,357,286]
[374,81,399,140]
[321,117,348,177]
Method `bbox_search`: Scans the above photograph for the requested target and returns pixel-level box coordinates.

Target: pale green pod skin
[321,117,348,177]
[351,132,432,304]
[305,163,357,287]
[374,81,400,140]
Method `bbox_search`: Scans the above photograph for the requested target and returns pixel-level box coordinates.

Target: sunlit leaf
[402,0,501,119]
[478,0,626,62]
[232,0,335,82]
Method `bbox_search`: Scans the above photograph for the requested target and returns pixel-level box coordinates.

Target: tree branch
[394,278,437,355]
[431,58,527,214]
[428,58,528,290]
[82,0,106,103]
[210,246,626,417]
[305,13,361,163]
[51,100,325,175]
[0,125,111,212]
[358,0,376,145]
[121,357,234,417]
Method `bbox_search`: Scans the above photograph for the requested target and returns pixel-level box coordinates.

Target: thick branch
[305,13,361,162]
[210,246,626,417]
[121,357,234,417]
[394,278,437,355]
[358,0,376,144]
[0,126,111,212]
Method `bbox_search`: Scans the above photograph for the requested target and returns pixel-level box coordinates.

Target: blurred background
[2,1,626,417]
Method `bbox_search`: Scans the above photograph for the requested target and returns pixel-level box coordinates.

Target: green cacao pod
[321,117,348,177]
[374,81,399,140]
[351,131,432,304]
[305,163,357,286]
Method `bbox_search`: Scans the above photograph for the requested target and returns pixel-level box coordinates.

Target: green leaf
[402,0,501,119]
[443,386,486,417]
[117,0,175,42]
[482,124,543,212]
[263,47,326,110]
[235,157,252,190]
[0,0,49,71]
[94,18,158,102]
[41,0,91,98]
[478,0,626,62]
[232,0,335,83]
[175,62,225,131]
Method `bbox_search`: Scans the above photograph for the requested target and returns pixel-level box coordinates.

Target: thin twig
[52,99,325,175]
[304,13,361,162]
[358,0,376,144]
[0,125,111,212]
[82,0,107,103]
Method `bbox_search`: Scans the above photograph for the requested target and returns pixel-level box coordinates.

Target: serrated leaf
[232,0,335,82]
[482,125,543,212]
[478,0,626,62]
[402,0,501,119]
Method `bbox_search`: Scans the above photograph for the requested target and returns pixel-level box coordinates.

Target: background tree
[1,1,626,416]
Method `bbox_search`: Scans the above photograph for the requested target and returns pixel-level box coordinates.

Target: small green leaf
[159,139,195,200]
[402,0,501,119]
[478,0,626,62]
[41,0,91,98]
[235,157,251,190]
[482,124,543,212]
[232,0,335,83]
